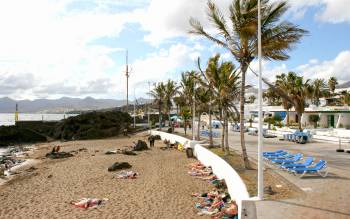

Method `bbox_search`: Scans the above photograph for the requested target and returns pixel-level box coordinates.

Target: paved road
[175,127,350,219]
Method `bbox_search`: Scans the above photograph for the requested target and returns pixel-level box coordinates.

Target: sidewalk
[174,127,350,219]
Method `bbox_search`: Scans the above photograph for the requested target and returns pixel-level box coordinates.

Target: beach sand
[0,133,210,219]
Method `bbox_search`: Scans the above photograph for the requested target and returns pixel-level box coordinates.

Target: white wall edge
[150,130,257,219]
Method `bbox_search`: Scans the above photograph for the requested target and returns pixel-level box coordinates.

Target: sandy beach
[0,133,210,219]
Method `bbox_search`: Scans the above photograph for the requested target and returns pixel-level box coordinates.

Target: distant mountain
[336,81,350,89]
[0,97,152,113]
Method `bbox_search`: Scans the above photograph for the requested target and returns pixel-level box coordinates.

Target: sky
[0,0,349,100]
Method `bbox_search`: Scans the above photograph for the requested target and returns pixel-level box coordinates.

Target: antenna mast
[125,50,129,112]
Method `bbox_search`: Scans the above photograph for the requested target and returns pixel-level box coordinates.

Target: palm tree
[274,72,313,130]
[195,87,211,140]
[276,73,293,126]
[340,91,350,106]
[173,96,186,115]
[180,107,191,135]
[328,77,338,96]
[199,54,241,155]
[263,87,282,106]
[189,0,307,169]
[164,80,179,132]
[149,82,166,130]
[311,79,327,106]
[180,71,198,137]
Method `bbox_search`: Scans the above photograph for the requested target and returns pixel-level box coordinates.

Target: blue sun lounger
[263,151,288,158]
[290,160,328,178]
[271,153,303,164]
[263,150,285,156]
[281,157,314,170]
[264,152,294,160]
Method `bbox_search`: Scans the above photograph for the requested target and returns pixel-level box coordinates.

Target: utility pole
[125,50,130,113]
[15,103,19,123]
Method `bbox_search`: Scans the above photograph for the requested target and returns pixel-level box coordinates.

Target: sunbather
[212,200,238,219]
[70,198,107,209]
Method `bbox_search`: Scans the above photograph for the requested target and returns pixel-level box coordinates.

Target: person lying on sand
[115,170,139,179]
[70,198,108,209]
[211,200,238,219]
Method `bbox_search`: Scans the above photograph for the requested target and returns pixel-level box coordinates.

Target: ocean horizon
[0,113,78,126]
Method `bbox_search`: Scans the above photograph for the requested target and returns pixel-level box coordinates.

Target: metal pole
[192,81,196,140]
[126,50,129,113]
[257,0,264,200]
[148,81,151,131]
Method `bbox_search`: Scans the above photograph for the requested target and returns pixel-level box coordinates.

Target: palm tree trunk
[168,109,172,132]
[298,111,302,131]
[158,104,162,131]
[286,109,290,127]
[220,108,225,152]
[197,112,201,140]
[208,103,213,148]
[239,64,251,169]
[184,121,187,135]
[224,109,229,155]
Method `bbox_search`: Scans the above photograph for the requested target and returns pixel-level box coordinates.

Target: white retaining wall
[150,130,256,219]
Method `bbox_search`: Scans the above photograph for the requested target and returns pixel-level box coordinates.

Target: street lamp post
[257,0,264,200]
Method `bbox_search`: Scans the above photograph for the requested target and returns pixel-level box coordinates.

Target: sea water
[0,113,78,126]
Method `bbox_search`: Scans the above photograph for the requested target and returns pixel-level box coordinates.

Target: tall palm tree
[149,82,166,131]
[276,73,293,126]
[195,87,211,140]
[274,72,313,130]
[189,0,307,169]
[180,71,198,136]
[199,54,241,155]
[312,79,327,106]
[164,80,179,132]
[263,87,282,106]
[328,77,338,96]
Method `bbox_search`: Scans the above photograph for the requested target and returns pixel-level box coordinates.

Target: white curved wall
[150,130,254,219]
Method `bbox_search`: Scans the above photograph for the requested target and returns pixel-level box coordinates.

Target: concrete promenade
[174,127,350,219]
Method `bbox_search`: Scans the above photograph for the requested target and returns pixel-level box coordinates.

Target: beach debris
[78,148,88,152]
[133,140,148,151]
[26,166,37,172]
[70,198,108,209]
[153,135,161,140]
[117,149,137,156]
[115,170,139,179]
[105,151,117,155]
[45,151,74,159]
[108,162,132,172]
[264,185,276,195]
[47,174,53,178]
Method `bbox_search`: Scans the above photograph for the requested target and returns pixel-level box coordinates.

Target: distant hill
[336,81,350,89]
[0,97,152,113]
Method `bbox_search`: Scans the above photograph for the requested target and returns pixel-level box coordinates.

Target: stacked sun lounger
[263,150,328,178]
[200,130,219,138]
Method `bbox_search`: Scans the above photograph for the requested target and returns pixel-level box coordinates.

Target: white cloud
[137,0,232,46]
[0,0,142,100]
[246,50,350,88]
[296,50,350,83]
[287,0,350,23]
[128,43,198,96]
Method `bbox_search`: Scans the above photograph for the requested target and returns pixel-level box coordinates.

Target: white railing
[150,130,256,219]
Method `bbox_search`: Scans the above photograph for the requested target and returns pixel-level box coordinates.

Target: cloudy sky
[0,0,349,100]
